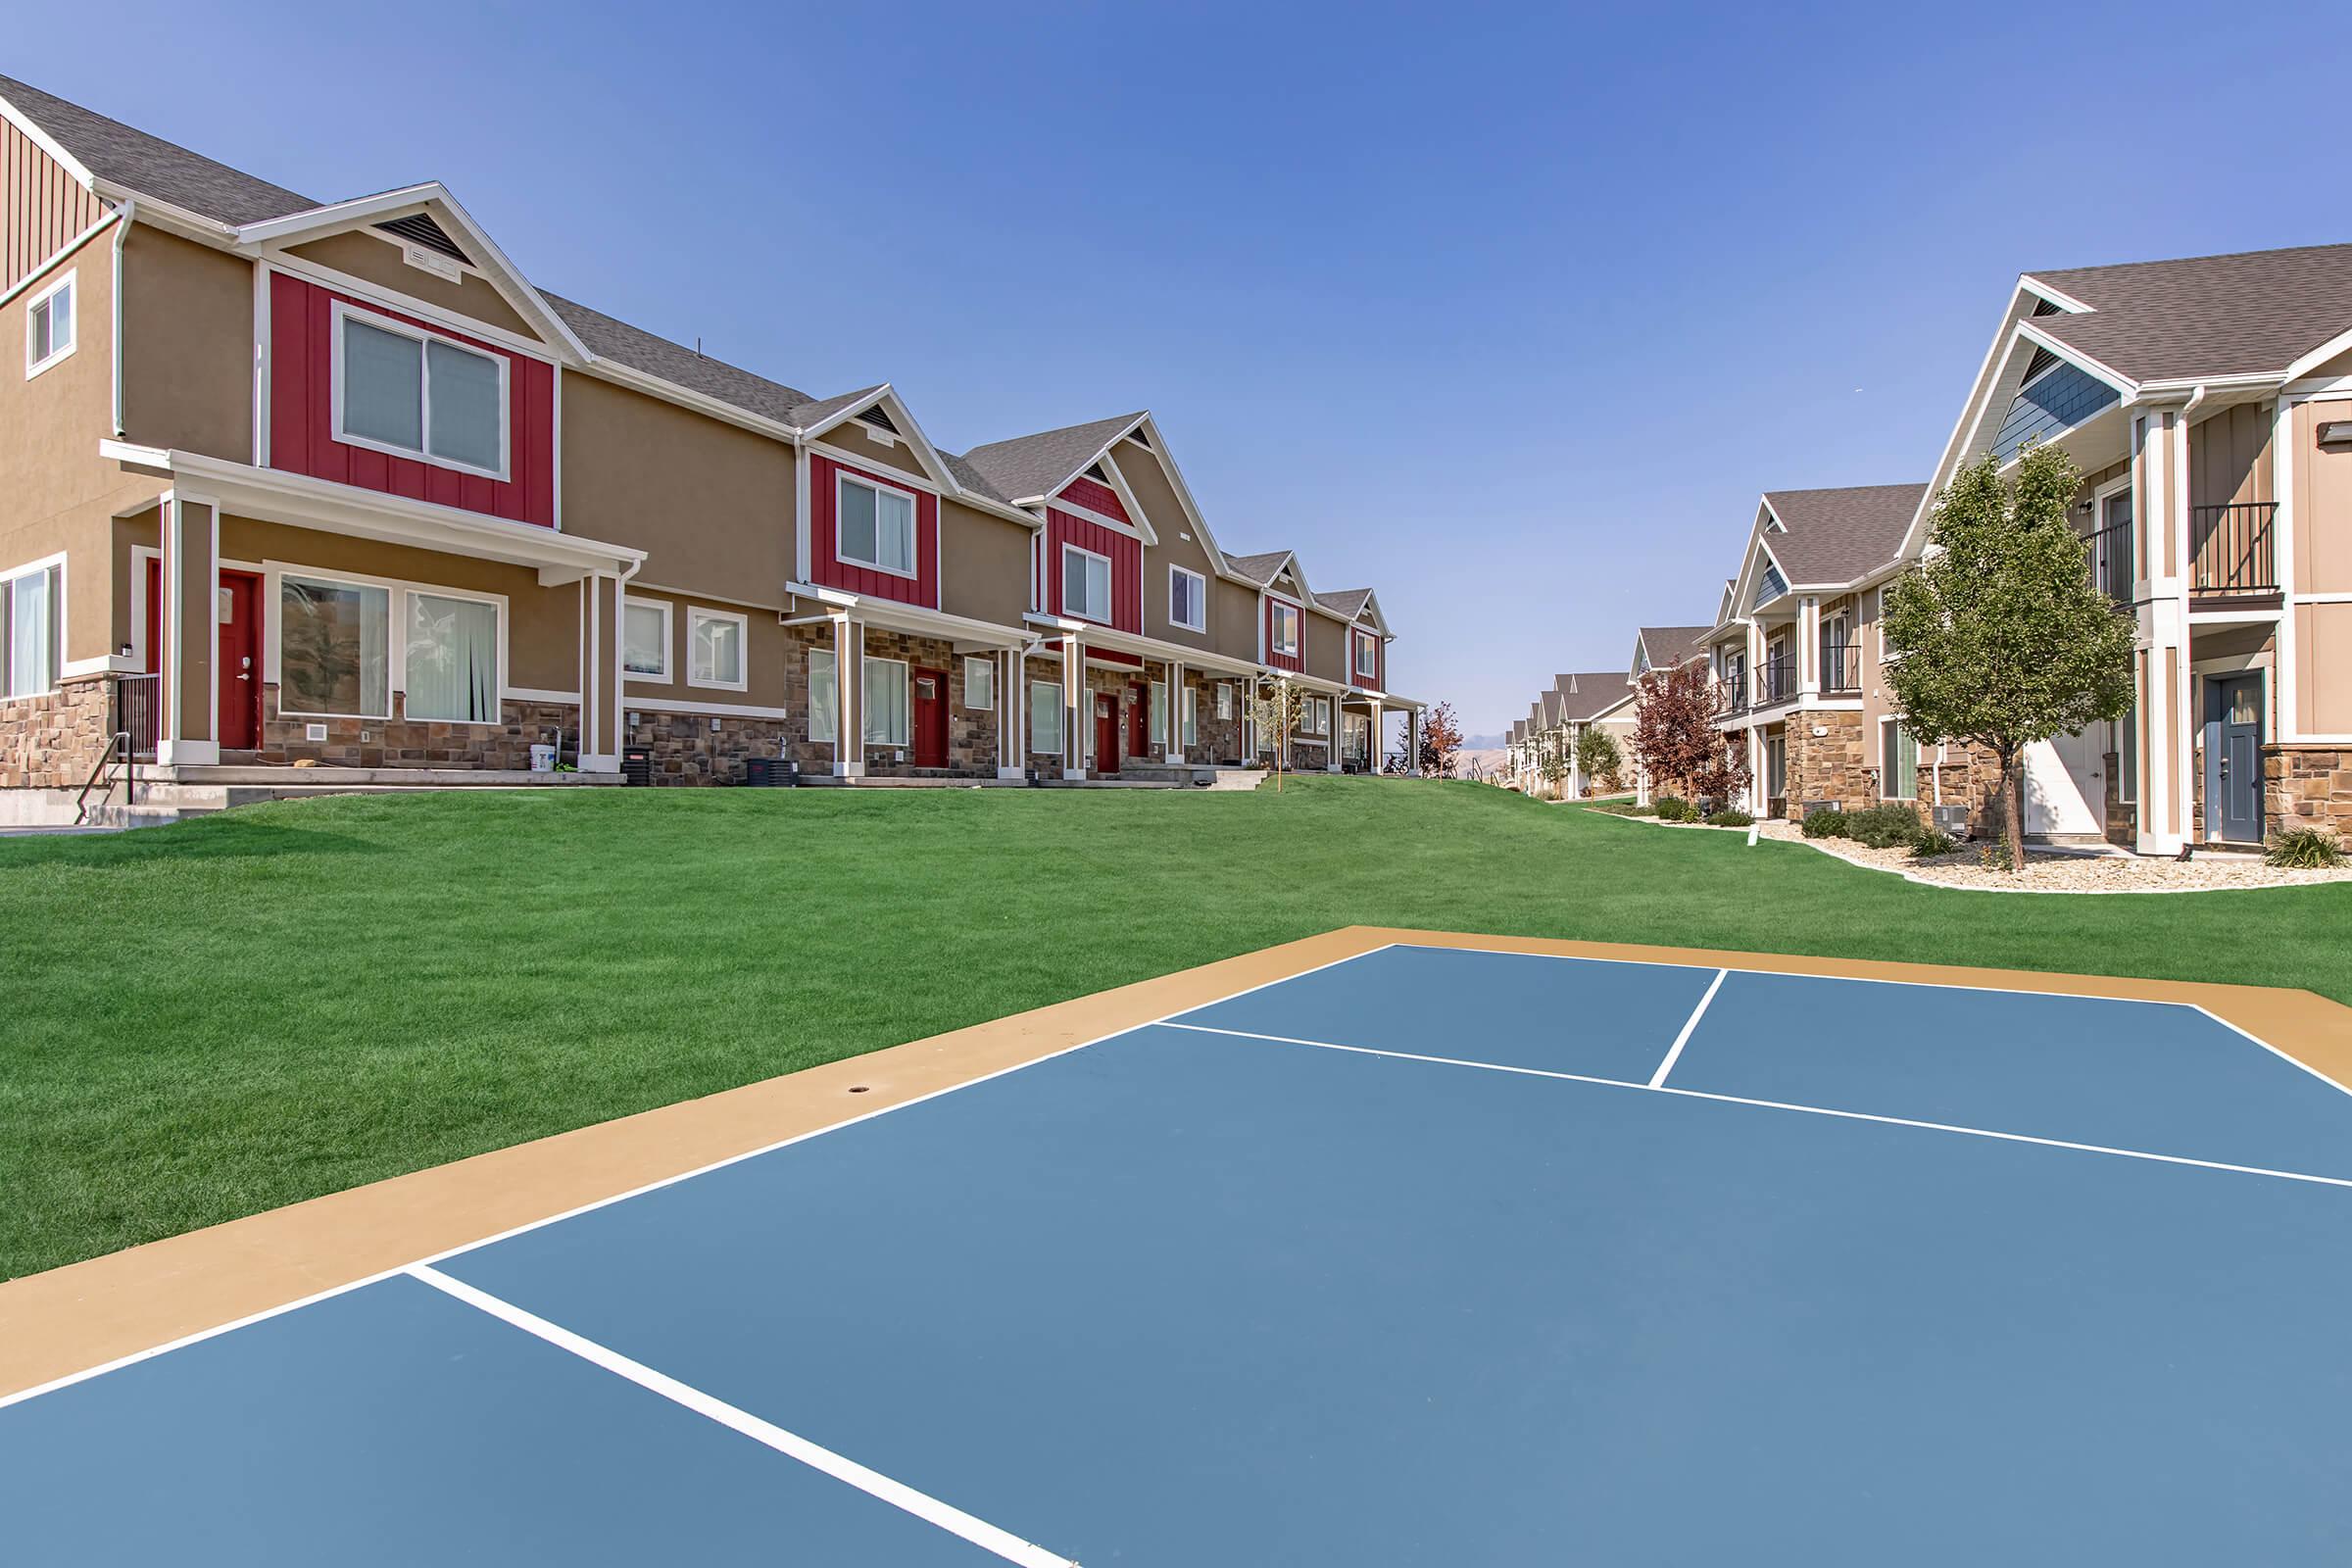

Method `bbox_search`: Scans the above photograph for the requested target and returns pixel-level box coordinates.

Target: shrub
[1705,808,1753,827]
[1845,804,1925,850]
[1654,796,1693,822]
[1586,802,1654,816]
[1911,829,1958,858]
[1800,808,1847,839]
[2265,828,2346,869]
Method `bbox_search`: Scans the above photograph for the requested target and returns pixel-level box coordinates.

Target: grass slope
[2,778,2344,1278]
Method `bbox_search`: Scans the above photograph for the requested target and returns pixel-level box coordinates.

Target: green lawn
[3,778,2345,1279]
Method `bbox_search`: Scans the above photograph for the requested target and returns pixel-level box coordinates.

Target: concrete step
[158,764,622,787]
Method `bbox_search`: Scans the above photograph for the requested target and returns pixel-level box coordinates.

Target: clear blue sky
[39,1,2352,737]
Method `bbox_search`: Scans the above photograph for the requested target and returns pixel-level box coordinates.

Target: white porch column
[832,613,864,777]
[1368,699,1385,773]
[2134,403,2193,854]
[1797,595,1821,698]
[1062,632,1086,779]
[1325,692,1342,772]
[1000,647,1027,779]
[1405,706,1422,774]
[157,492,220,765]
[580,572,624,772]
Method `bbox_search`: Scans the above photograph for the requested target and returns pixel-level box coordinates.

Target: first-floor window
[405,592,499,722]
[963,655,995,710]
[864,657,908,746]
[2,563,61,698]
[690,609,746,690]
[622,599,670,678]
[1029,679,1062,755]
[280,574,390,717]
[808,648,838,742]
[1882,719,1918,801]
[1149,680,1168,745]
[1216,682,1234,719]
[1182,686,1199,745]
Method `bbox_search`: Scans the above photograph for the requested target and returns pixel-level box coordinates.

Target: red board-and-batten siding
[4,120,107,292]
[1350,627,1384,690]
[1262,594,1304,673]
[807,454,941,607]
[1045,509,1142,633]
[1057,475,1129,524]
[267,272,557,527]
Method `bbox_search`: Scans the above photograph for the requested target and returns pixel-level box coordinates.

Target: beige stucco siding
[1210,578,1258,662]
[560,371,794,600]
[937,499,1030,626]
[820,421,932,482]
[281,230,537,341]
[1117,443,1220,650]
[121,227,254,465]
[616,584,792,710]
[1302,609,1345,683]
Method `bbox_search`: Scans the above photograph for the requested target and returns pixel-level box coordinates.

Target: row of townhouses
[0,75,1424,807]
[1506,241,2352,853]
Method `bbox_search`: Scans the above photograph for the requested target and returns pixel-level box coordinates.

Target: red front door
[1128,682,1149,760]
[911,666,948,769]
[1095,692,1117,774]
[218,570,262,751]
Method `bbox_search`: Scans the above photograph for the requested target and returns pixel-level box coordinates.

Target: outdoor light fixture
[2319,420,2352,446]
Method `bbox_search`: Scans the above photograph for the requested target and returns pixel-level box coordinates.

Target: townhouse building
[0,76,1420,807]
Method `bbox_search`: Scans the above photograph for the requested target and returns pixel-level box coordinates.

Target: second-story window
[1268,600,1300,657]
[837,475,917,577]
[25,273,74,378]
[1353,632,1378,679]
[1063,545,1112,622]
[1169,566,1205,632]
[335,305,507,478]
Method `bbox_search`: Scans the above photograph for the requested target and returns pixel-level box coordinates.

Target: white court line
[1157,1021,2352,1193]
[1650,969,1727,1088]
[0,940,1399,1413]
[409,1266,1076,1568]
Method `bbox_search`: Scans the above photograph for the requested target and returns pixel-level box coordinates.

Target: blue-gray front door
[2202,672,2263,843]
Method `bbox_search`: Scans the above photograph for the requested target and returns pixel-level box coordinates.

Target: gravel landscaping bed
[1589,808,2352,894]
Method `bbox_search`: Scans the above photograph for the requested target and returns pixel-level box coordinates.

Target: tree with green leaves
[1248,677,1306,792]
[1881,441,2136,871]
[1576,726,1622,795]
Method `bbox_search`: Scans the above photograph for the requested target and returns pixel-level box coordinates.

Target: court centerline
[1649,968,1727,1088]
[1155,1020,2352,1192]
[408,1266,1077,1568]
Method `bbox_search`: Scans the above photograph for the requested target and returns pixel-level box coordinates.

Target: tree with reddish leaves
[1632,666,1749,805]
[1416,702,1464,777]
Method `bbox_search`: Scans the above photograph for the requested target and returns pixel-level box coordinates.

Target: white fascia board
[2016,274,2095,315]
[2011,319,2138,398]
[801,386,959,496]
[0,92,97,189]
[1091,450,1159,546]
[1125,415,1229,572]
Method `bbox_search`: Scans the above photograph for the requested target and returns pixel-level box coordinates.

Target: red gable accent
[808,455,941,608]
[1046,510,1142,633]
[1262,595,1304,673]
[1056,474,1129,524]
[1349,626,1384,690]
[267,272,555,527]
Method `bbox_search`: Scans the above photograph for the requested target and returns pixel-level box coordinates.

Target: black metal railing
[1753,656,1796,708]
[2189,502,2277,597]
[1819,640,1861,694]
[74,731,134,824]
[112,671,161,757]
[2086,516,2134,604]
[1716,674,1747,714]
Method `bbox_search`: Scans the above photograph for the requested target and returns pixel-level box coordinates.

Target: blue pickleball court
[6,941,2351,1565]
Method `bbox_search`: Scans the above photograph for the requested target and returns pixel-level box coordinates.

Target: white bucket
[529,743,558,773]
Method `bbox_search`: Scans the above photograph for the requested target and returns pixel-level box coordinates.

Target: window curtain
[1030,680,1061,754]
[1150,682,1167,744]
[280,576,389,716]
[875,490,914,573]
[406,593,498,722]
[809,650,838,742]
[342,319,423,451]
[5,570,53,698]
[425,340,501,470]
[863,659,907,746]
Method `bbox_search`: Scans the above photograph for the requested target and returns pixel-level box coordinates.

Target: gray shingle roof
[1538,689,1565,727]
[956,414,1142,504]
[1223,551,1293,586]
[784,384,887,432]
[2025,243,2352,383]
[1552,670,1633,721]
[1314,588,1373,619]
[541,294,820,425]
[1637,625,1712,668]
[0,72,316,225]
[1758,483,1927,586]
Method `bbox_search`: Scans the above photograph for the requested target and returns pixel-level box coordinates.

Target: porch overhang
[786,583,1033,649]
[97,443,645,577]
[1017,614,1261,678]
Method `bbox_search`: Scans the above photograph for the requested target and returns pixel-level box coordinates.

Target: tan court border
[5,925,2349,1401]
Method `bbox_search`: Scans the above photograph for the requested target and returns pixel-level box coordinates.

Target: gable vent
[1127,426,1152,449]
[374,212,470,266]
[1083,463,1108,482]
[858,402,900,435]
[2031,295,2065,318]
[2021,343,2059,385]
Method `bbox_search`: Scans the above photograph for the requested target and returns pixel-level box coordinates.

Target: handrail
[74,730,134,825]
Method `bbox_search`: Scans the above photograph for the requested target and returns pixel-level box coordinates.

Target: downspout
[111,200,137,437]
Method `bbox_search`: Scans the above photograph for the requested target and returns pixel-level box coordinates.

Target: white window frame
[1062,544,1114,624]
[1029,679,1063,755]
[268,563,510,725]
[834,470,921,581]
[1,554,65,698]
[1182,685,1199,745]
[1267,597,1301,658]
[962,654,995,711]
[1168,565,1206,633]
[808,648,838,744]
[1216,682,1234,719]
[1352,629,1378,680]
[1880,715,1918,801]
[862,656,909,747]
[329,299,511,482]
[621,596,672,681]
[1149,679,1168,745]
[24,270,74,379]
[687,606,750,692]
[403,587,507,724]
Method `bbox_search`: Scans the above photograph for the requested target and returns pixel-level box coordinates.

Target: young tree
[1538,746,1569,799]
[1632,665,1749,804]
[1576,726,1622,795]
[1417,702,1463,777]
[1882,443,2135,871]
[1248,677,1306,792]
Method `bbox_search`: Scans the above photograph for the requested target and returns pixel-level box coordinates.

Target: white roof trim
[0,88,96,193]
